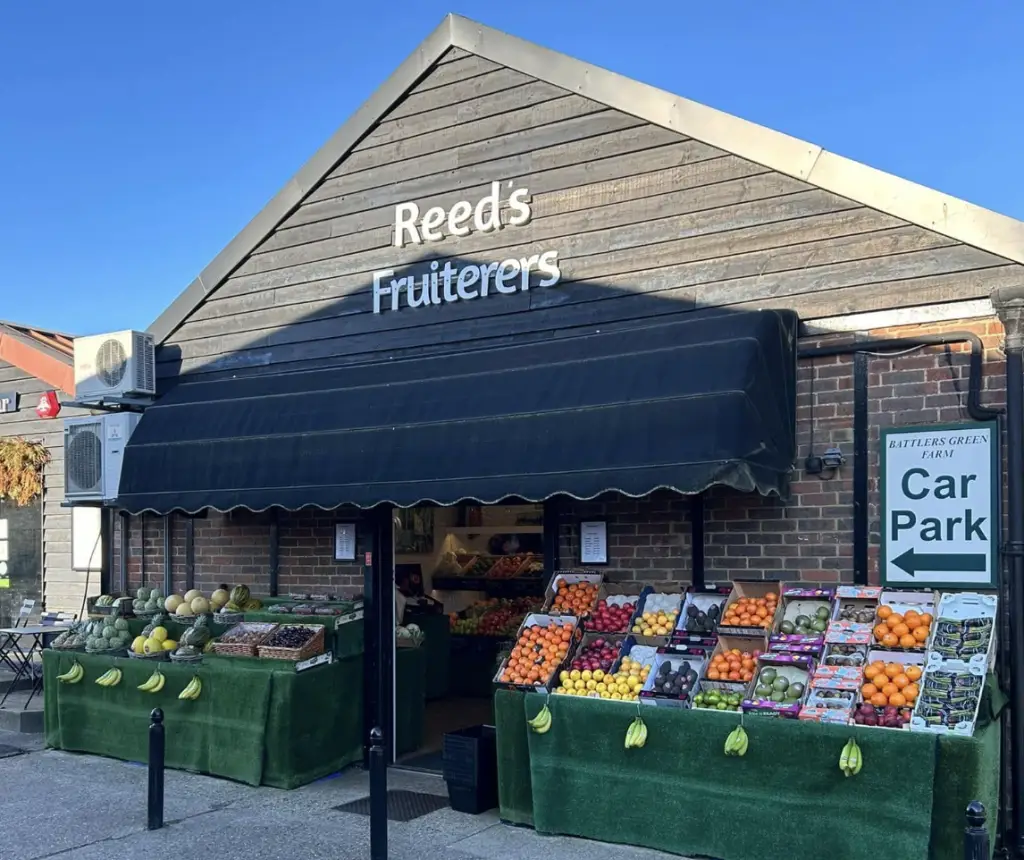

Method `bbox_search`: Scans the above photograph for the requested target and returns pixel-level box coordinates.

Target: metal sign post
[880,422,999,589]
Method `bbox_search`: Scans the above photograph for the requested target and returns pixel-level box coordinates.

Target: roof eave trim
[147,13,458,344]
[0,329,75,395]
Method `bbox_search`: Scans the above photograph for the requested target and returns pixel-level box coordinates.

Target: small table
[0,625,71,710]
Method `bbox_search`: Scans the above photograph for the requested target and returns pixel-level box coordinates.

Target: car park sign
[880,422,999,588]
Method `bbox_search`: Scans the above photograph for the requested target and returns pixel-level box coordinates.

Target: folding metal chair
[0,600,36,673]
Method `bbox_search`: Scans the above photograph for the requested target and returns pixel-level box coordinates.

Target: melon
[165,595,183,613]
[149,587,163,600]
[143,637,162,655]
[183,589,203,604]
[210,588,230,608]
[131,635,146,655]
[136,587,151,601]
[190,597,211,615]
[229,585,251,606]
[175,603,195,618]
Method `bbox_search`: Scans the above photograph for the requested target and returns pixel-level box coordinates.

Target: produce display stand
[42,642,427,787]
[494,685,1003,860]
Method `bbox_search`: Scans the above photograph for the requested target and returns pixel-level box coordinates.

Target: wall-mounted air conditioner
[64,412,141,502]
[74,330,156,402]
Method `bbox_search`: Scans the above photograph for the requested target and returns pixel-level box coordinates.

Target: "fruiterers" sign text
[372,182,561,314]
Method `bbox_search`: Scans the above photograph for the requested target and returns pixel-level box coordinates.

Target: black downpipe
[119,512,129,595]
[162,514,173,597]
[184,516,195,592]
[690,494,706,589]
[100,508,113,596]
[268,510,280,598]
[140,513,146,588]
[377,505,395,761]
[1003,346,1024,859]
[852,352,869,586]
[798,331,1000,422]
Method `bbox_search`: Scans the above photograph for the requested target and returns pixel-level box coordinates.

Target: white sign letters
[372,181,562,314]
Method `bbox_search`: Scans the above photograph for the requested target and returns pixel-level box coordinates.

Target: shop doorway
[390,502,548,772]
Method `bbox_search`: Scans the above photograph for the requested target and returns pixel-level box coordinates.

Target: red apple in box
[570,637,622,672]
[584,599,637,633]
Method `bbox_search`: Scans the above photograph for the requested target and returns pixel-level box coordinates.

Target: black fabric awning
[116,309,798,515]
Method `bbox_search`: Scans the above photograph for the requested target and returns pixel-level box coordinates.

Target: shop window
[0,496,42,627]
[72,506,103,571]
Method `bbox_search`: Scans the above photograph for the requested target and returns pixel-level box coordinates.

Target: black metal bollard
[148,708,165,831]
[964,801,989,860]
[370,726,387,860]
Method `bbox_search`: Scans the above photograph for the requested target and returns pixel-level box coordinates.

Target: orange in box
[719,581,781,635]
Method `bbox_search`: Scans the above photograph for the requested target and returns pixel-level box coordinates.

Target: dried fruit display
[263,625,317,649]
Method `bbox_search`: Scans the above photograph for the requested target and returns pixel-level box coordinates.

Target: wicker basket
[212,611,244,626]
[257,624,325,662]
[127,648,170,662]
[169,651,204,664]
[212,622,278,657]
[85,647,128,658]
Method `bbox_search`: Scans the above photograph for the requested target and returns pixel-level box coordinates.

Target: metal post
[148,708,165,831]
[370,726,388,860]
[992,286,1024,858]
[965,802,990,860]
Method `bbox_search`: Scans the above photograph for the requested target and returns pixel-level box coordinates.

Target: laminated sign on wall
[880,422,999,588]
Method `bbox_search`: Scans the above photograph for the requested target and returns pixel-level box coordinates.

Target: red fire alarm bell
[35,391,61,420]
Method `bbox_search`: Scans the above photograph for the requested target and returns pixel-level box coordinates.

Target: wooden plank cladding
[160,54,1019,383]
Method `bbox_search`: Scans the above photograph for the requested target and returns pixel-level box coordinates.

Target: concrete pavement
[0,745,683,860]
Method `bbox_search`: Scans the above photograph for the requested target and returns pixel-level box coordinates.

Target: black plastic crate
[442,724,498,814]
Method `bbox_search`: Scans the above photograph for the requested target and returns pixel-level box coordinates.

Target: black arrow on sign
[892,548,987,576]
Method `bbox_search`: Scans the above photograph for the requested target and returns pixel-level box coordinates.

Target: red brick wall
[113,316,1005,597]
[113,508,363,598]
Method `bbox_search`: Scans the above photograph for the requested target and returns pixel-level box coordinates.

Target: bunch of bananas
[56,662,85,684]
[178,676,203,701]
[95,668,122,688]
[138,670,166,693]
[723,725,749,756]
[624,717,648,749]
[527,705,552,734]
[839,738,863,777]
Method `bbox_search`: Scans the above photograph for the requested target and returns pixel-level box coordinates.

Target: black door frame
[363,504,395,766]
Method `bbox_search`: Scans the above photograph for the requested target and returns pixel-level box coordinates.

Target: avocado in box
[676,585,730,637]
[639,650,704,707]
[799,688,855,724]
[769,586,834,651]
[718,581,780,636]
[742,653,813,718]
[826,586,882,646]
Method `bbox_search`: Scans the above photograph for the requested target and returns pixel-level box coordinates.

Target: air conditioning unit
[64,412,141,502]
[74,330,156,401]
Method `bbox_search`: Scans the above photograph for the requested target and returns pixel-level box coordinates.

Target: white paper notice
[580,521,608,564]
[334,523,356,561]
[0,519,7,540]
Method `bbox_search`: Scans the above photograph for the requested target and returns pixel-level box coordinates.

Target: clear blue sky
[1,1,1021,336]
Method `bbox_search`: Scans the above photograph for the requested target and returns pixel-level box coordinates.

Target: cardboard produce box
[584,583,649,634]
[742,652,814,718]
[629,589,684,646]
[674,585,730,639]
[542,571,604,618]
[717,581,781,636]
[701,634,767,695]
[769,586,834,651]
[826,586,882,645]
[493,613,579,691]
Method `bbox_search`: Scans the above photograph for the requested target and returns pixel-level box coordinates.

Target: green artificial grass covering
[525,694,937,860]
[395,644,427,755]
[44,650,272,785]
[494,689,534,827]
[43,650,366,788]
